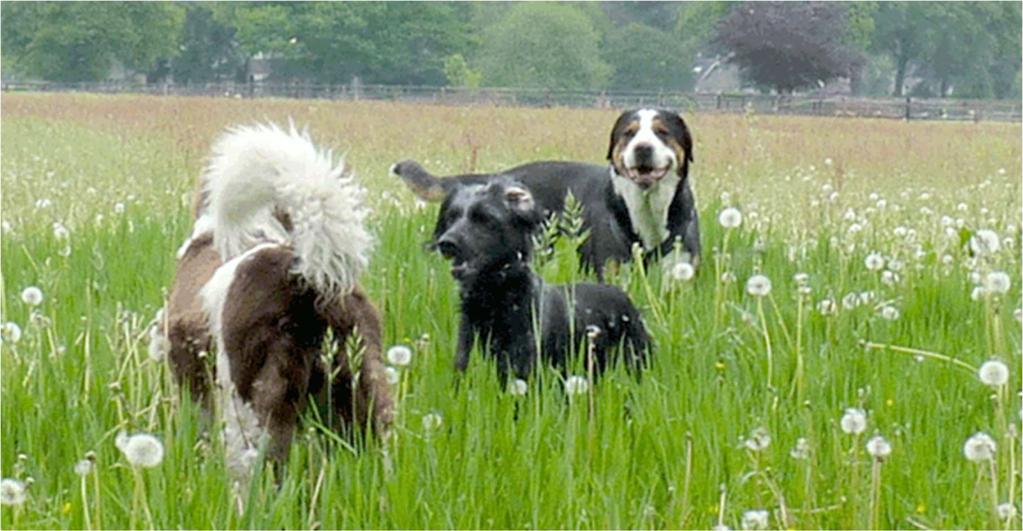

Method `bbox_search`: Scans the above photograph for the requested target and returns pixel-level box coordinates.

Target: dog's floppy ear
[677,113,694,164]
[606,112,631,161]
[504,185,535,214]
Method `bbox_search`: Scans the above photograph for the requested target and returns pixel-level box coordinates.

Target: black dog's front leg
[454,314,474,372]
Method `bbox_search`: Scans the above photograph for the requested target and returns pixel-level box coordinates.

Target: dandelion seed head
[970,229,1001,255]
[978,360,1009,387]
[792,272,809,285]
[817,298,837,316]
[789,437,810,460]
[52,222,69,240]
[718,207,742,229]
[20,287,43,306]
[880,306,900,321]
[864,252,885,271]
[865,435,892,459]
[383,366,400,386]
[741,509,769,530]
[670,262,695,282]
[74,459,93,477]
[508,378,528,396]
[720,271,737,284]
[386,345,413,367]
[971,286,988,301]
[564,375,590,396]
[745,275,772,297]
[0,478,26,506]
[997,503,1017,521]
[421,412,443,432]
[2,322,23,343]
[120,433,164,468]
[840,408,867,435]
[114,202,126,215]
[743,427,771,452]
[984,271,1011,295]
[842,293,859,310]
[963,432,996,462]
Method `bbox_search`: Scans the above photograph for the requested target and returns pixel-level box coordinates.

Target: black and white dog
[432,177,650,381]
[393,108,700,277]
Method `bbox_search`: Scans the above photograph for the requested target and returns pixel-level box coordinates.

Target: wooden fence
[3,80,1020,122]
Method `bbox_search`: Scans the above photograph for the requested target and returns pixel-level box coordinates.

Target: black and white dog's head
[432,178,543,281]
[606,109,693,190]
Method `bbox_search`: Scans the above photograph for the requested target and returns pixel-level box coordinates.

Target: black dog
[393,108,700,277]
[432,178,650,380]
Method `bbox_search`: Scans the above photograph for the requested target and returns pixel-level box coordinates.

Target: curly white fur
[202,123,371,300]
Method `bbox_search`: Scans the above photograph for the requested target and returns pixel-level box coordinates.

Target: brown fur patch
[166,231,220,410]
[217,246,392,465]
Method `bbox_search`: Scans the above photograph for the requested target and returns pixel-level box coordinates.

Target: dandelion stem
[80,475,92,530]
[870,458,882,529]
[757,297,774,388]
[860,341,976,373]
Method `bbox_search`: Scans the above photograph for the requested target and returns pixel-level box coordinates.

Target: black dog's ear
[607,112,630,161]
[504,186,535,214]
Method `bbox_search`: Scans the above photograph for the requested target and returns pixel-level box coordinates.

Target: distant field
[1,93,1020,529]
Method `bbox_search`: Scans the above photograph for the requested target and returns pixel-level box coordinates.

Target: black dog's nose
[435,238,459,258]
[633,143,654,162]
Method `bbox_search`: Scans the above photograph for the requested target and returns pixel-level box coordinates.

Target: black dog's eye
[470,209,496,226]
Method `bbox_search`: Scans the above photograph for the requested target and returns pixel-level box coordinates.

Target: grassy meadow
[1,92,1020,529]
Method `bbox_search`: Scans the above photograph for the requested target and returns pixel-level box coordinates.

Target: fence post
[904,96,911,120]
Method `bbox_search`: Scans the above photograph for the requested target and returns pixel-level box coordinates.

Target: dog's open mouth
[625,165,670,188]
[449,258,473,279]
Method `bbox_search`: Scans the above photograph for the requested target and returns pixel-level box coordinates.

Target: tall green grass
[1,99,1020,529]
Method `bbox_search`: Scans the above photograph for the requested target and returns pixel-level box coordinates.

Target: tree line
[2,2,1019,99]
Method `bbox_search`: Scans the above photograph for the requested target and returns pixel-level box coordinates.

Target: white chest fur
[611,169,680,251]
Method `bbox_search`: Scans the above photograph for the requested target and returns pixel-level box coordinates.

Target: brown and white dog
[161,124,392,481]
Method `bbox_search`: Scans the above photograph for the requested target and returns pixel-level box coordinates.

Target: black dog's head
[432,178,543,281]
[606,109,693,190]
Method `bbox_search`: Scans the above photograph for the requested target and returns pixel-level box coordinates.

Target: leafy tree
[171,4,244,84]
[1,2,183,82]
[603,23,694,91]
[477,3,611,90]
[443,54,482,88]
[870,2,937,96]
[715,2,865,94]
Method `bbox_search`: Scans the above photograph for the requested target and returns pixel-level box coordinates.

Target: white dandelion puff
[997,503,1017,521]
[386,345,413,367]
[52,222,69,240]
[34,198,52,209]
[881,270,899,286]
[383,366,400,386]
[74,459,94,477]
[743,427,771,452]
[842,293,859,310]
[741,509,769,530]
[508,378,528,396]
[971,286,988,301]
[848,223,862,235]
[864,253,884,271]
[147,326,169,363]
[840,408,867,435]
[984,272,1011,295]
[120,433,164,468]
[978,360,1009,387]
[789,437,811,460]
[792,272,809,285]
[114,202,126,215]
[720,271,737,284]
[20,287,43,306]
[865,435,892,459]
[745,275,772,297]
[564,375,590,396]
[718,207,742,229]
[421,412,443,432]
[0,478,26,506]
[817,298,837,316]
[963,432,996,462]
[880,306,900,321]
[1015,308,1022,323]
[970,230,1001,254]
[670,262,695,282]
[2,322,23,343]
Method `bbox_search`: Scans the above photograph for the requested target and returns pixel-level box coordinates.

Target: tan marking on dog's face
[664,136,689,173]
[611,117,641,175]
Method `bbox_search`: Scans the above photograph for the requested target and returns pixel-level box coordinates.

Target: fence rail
[3,80,1020,122]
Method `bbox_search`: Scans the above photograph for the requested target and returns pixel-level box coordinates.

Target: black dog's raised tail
[390,160,451,202]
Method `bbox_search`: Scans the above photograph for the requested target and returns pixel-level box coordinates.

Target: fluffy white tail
[202,123,372,300]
